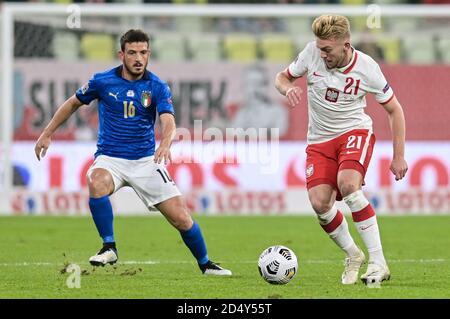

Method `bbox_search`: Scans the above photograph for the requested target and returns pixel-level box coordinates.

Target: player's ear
[118,50,124,61]
[344,42,351,49]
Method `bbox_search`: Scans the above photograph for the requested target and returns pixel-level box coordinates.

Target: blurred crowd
[3,0,449,64]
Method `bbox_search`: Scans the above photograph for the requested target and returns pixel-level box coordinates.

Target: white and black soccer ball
[258,245,298,285]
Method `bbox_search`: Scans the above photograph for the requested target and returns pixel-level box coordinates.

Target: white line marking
[0,262,54,266]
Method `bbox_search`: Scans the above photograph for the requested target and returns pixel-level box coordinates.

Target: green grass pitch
[0,215,449,299]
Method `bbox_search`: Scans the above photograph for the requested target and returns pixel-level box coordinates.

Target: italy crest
[141,91,152,108]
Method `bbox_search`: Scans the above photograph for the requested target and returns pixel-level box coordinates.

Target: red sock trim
[352,204,376,222]
[321,210,344,233]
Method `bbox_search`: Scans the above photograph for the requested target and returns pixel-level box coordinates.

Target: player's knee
[309,196,333,214]
[87,172,113,197]
[338,181,360,198]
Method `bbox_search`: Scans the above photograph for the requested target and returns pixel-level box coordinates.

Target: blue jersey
[75,66,174,160]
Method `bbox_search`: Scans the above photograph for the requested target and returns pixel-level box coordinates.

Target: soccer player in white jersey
[34,29,231,276]
[275,15,408,285]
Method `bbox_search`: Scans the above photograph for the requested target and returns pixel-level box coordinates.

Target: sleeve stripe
[75,92,89,105]
[380,94,395,105]
[286,67,300,79]
[159,110,175,116]
[286,67,294,78]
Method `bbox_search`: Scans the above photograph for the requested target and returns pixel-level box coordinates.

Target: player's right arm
[275,70,302,108]
[35,74,99,161]
[34,95,83,161]
[274,42,312,108]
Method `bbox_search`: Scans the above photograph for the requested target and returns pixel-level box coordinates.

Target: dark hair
[120,29,150,51]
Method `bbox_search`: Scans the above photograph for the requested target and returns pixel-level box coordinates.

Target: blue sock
[180,221,209,265]
[89,196,115,244]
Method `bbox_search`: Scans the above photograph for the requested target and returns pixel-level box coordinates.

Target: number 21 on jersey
[343,77,360,95]
[123,101,136,118]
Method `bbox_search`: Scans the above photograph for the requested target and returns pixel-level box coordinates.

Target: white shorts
[88,155,182,209]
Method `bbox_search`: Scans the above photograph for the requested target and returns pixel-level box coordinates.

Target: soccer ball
[258,245,298,285]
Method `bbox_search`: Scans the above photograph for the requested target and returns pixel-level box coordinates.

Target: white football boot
[199,261,232,276]
[341,249,366,285]
[89,246,118,267]
[361,261,391,285]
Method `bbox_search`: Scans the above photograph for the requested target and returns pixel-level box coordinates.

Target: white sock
[317,206,360,257]
[343,190,386,265]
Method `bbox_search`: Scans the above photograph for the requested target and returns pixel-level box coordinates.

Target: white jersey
[288,41,394,144]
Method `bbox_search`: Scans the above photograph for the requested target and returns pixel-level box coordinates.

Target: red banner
[12,61,450,141]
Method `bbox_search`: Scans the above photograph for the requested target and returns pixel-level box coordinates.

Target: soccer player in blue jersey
[34,29,231,276]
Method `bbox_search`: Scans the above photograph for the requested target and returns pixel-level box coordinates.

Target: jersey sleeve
[287,42,313,78]
[156,83,175,115]
[367,63,394,104]
[75,74,100,105]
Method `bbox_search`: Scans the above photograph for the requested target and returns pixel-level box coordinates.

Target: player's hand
[34,134,51,161]
[154,144,172,165]
[286,86,303,108]
[390,157,408,181]
[286,87,302,108]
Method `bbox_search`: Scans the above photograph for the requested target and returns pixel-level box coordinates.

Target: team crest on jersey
[325,88,339,103]
[306,164,314,178]
[141,91,152,107]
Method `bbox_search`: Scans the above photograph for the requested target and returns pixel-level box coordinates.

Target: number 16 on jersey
[123,101,136,118]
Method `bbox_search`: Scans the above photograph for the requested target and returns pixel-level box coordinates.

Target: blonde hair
[312,15,351,40]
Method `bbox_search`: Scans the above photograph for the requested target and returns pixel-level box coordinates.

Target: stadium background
[1,0,450,217]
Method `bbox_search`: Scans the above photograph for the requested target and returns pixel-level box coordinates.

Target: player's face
[119,42,150,77]
[316,37,351,69]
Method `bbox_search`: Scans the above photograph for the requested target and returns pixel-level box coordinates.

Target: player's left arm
[381,95,408,181]
[154,113,176,165]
